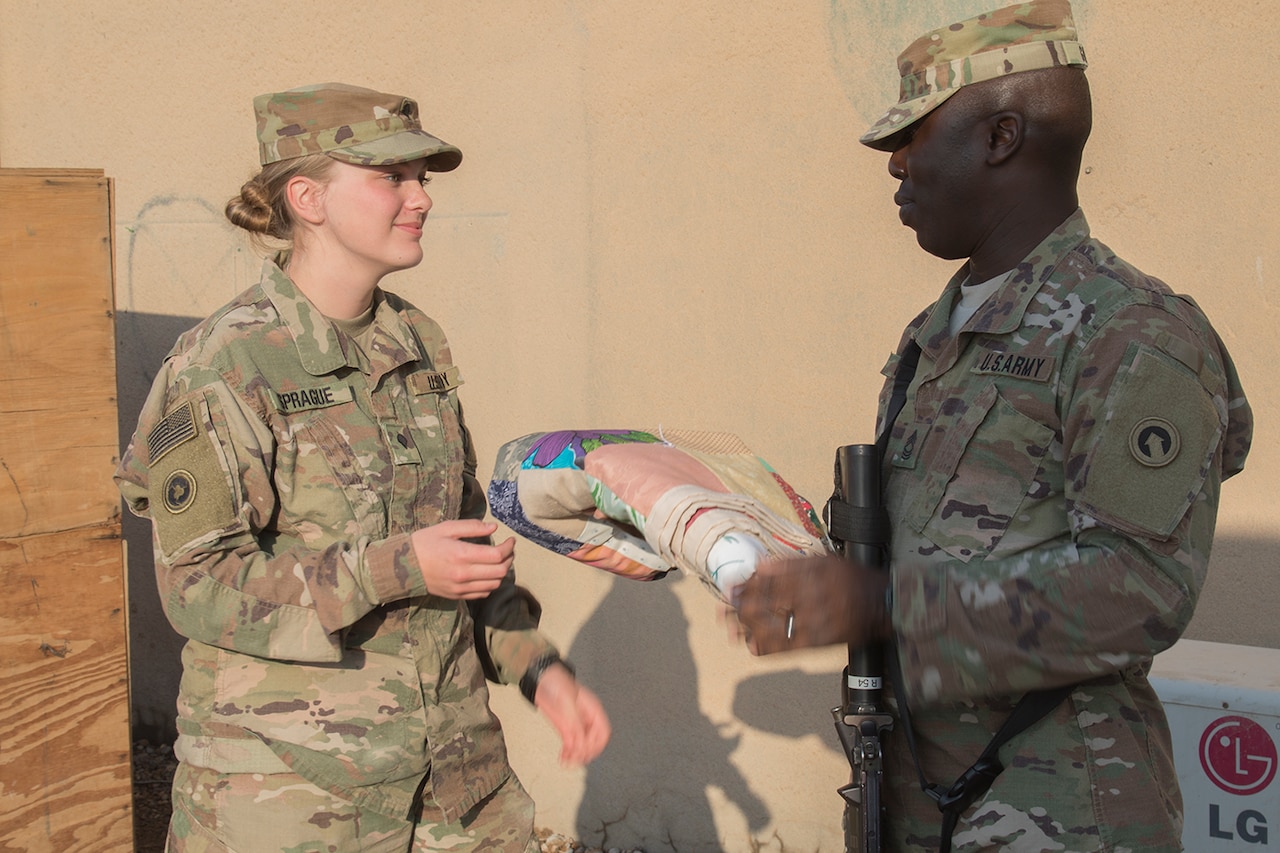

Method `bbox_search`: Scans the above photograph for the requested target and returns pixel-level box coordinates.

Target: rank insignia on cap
[1129,417,1180,467]
[162,469,198,514]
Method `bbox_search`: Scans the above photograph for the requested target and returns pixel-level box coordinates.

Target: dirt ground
[131,740,177,853]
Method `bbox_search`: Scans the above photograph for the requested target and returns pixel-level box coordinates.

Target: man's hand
[533,664,612,765]
[410,520,514,599]
[732,555,891,655]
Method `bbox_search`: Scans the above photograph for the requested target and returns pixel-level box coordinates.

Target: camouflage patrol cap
[254,82,462,171]
[860,0,1088,151]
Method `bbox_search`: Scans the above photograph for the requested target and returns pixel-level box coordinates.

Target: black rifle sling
[887,652,1074,853]
[875,337,1073,853]
[827,337,921,573]
[826,338,922,550]
[875,340,922,465]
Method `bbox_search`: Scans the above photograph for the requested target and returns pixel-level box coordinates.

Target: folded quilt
[487,428,830,601]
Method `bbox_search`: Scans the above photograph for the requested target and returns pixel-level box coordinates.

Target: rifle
[826,444,893,853]
[825,426,1072,853]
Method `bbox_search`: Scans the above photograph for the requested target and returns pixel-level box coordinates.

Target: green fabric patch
[408,364,462,395]
[272,383,354,414]
[149,407,236,557]
[1082,343,1222,538]
[970,348,1056,382]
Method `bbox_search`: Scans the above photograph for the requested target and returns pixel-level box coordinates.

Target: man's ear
[286,175,326,226]
[986,111,1025,166]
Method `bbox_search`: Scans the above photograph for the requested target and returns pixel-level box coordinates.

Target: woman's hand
[534,664,612,765]
[410,520,514,599]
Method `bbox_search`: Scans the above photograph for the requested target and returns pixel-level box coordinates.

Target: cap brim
[859,89,958,151]
[327,128,463,171]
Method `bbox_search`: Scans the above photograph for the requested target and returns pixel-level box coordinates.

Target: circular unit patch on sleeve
[1128,417,1180,468]
[162,469,198,514]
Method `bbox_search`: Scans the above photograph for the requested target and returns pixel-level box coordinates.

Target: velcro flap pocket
[147,395,239,557]
[1079,343,1223,539]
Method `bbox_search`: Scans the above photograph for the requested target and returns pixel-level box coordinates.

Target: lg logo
[1201,716,1277,796]
[1200,715,1277,845]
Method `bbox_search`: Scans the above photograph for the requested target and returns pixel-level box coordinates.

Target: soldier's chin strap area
[886,633,1075,852]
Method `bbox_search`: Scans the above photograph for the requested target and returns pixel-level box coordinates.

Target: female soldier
[116,82,609,852]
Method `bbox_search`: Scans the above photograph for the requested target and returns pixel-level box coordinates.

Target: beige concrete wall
[3,1,1275,850]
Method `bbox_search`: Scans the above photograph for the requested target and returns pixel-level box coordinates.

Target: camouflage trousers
[166,762,539,852]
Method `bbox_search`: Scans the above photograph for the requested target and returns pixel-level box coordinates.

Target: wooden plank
[0,168,106,179]
[0,171,119,539]
[0,524,132,853]
[0,168,131,851]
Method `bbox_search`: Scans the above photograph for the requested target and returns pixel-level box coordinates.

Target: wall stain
[120,194,241,310]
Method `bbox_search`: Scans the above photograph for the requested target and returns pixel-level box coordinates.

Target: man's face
[885,94,987,261]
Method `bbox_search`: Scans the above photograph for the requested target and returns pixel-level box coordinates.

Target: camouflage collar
[922,208,1092,346]
[260,256,422,376]
[367,289,422,359]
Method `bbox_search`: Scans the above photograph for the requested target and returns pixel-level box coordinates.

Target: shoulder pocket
[146,394,239,558]
[1079,342,1224,538]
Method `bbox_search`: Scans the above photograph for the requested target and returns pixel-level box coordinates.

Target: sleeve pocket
[148,393,240,558]
[1078,343,1223,539]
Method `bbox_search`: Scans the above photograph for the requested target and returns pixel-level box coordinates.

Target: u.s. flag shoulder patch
[147,401,198,464]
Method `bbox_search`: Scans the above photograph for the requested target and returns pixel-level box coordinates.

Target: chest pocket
[907,382,1054,562]
[405,366,465,462]
[398,365,467,527]
[273,384,389,542]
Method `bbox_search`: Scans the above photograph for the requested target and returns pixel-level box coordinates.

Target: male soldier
[734,1,1253,850]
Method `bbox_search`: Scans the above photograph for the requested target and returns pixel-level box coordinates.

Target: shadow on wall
[116,310,203,745]
[569,577,772,853]
[562,535,1277,852]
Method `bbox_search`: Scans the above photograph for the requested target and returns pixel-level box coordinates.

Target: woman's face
[312,157,434,278]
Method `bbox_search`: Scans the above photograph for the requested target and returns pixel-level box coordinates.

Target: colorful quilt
[487,429,831,602]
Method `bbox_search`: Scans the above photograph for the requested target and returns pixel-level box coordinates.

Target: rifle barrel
[838,445,885,714]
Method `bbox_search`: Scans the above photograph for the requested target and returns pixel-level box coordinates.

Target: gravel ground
[131,740,179,853]
[131,740,643,853]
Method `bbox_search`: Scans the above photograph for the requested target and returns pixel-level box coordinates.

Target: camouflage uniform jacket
[115,256,556,823]
[878,210,1252,852]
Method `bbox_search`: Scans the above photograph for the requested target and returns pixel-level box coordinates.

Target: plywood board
[0,170,120,540]
[0,525,132,852]
[0,168,131,851]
